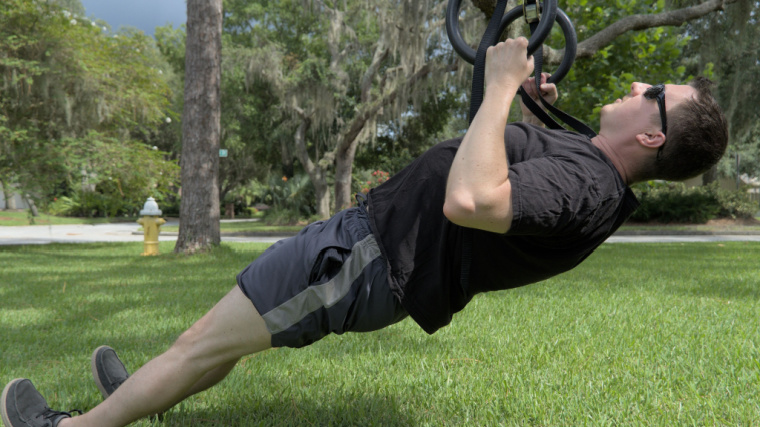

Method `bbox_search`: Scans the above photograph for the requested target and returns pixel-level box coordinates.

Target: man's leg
[60,285,271,427]
[92,347,240,404]
[182,358,239,398]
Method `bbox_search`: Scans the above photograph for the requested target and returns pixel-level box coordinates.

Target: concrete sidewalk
[0,221,288,245]
[605,234,760,243]
[2,222,760,246]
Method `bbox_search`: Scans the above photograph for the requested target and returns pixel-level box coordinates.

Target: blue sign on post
[219,149,228,158]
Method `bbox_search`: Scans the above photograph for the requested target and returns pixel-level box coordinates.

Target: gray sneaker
[1,378,79,427]
[90,346,130,400]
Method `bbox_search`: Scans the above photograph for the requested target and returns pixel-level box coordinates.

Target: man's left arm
[519,72,558,127]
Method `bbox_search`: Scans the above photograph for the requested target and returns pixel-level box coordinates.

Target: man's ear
[635,131,665,150]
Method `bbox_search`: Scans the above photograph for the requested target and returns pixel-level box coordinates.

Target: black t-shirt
[368,123,640,334]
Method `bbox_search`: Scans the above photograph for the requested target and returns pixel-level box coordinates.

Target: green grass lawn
[1,241,759,425]
[0,210,127,226]
[619,222,760,233]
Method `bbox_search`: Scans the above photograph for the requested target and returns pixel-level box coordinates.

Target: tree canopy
[676,0,760,178]
[0,0,178,215]
[2,0,754,227]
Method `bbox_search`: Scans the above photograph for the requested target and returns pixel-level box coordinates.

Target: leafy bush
[47,188,133,218]
[39,132,179,217]
[714,188,759,219]
[231,174,317,224]
[630,181,757,223]
[47,196,79,217]
[353,169,390,195]
[262,206,311,225]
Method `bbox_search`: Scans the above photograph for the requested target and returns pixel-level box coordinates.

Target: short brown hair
[651,77,728,181]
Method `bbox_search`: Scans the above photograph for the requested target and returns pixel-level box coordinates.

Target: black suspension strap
[445,0,596,290]
[467,0,510,124]
[519,4,596,137]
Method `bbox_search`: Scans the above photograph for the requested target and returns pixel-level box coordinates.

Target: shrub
[233,174,317,224]
[47,196,80,216]
[42,132,179,218]
[714,188,759,219]
[629,181,757,223]
[353,169,390,195]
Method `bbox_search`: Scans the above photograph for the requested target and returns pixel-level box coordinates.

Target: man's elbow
[443,194,476,227]
[443,195,511,234]
[443,184,513,233]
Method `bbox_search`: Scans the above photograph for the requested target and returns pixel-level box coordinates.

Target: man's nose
[630,82,652,96]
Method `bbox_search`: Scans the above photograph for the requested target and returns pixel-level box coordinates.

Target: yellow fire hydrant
[137,197,166,256]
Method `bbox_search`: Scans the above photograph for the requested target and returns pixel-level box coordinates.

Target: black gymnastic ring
[498,6,576,84]
[446,0,576,84]
[446,0,557,63]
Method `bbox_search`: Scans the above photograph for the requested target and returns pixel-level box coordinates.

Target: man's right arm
[443,38,534,234]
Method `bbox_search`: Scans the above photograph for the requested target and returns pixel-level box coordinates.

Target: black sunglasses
[643,84,667,136]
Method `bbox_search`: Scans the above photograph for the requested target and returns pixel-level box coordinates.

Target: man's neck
[591,134,633,185]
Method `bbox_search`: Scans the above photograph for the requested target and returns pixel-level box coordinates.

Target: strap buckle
[523,0,541,24]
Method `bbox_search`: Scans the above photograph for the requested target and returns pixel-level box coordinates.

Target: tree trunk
[24,194,38,217]
[0,179,17,210]
[334,139,360,212]
[280,138,294,178]
[314,181,331,220]
[175,0,223,254]
[332,63,436,211]
[0,179,3,209]
[292,114,331,219]
[702,165,719,185]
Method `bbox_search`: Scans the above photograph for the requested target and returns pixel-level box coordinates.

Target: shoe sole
[1,378,25,427]
[90,345,113,400]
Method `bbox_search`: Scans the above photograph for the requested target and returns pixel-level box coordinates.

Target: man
[2,38,727,427]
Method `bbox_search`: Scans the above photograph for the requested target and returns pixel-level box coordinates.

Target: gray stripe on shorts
[262,233,382,334]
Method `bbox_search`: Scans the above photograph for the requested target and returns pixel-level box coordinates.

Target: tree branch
[360,39,390,104]
[313,0,352,85]
[575,0,737,59]
[335,61,459,155]
[292,105,319,176]
[473,0,738,64]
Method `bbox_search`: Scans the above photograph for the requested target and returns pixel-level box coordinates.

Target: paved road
[1,222,760,246]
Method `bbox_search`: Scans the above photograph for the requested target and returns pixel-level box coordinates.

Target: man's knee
[169,318,224,370]
[168,286,272,369]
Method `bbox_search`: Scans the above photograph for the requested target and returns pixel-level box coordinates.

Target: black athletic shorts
[236,207,408,348]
